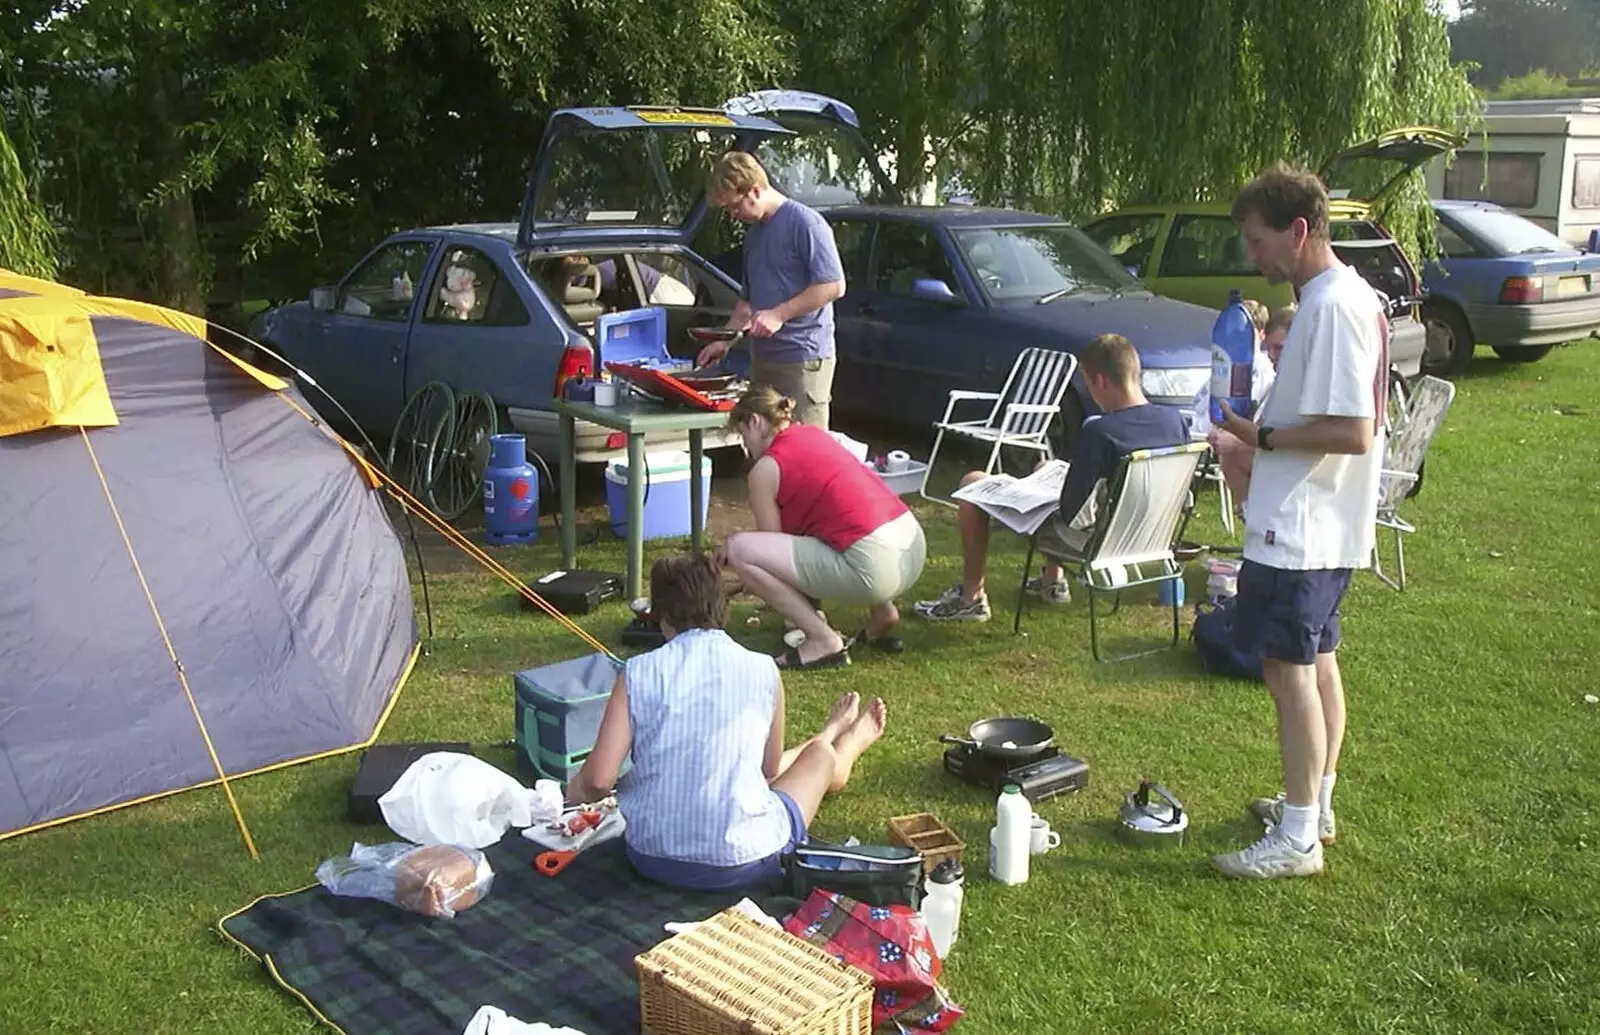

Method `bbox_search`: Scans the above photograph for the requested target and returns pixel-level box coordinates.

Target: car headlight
[1141,367,1210,401]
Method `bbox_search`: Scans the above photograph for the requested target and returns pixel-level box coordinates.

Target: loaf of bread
[392,844,488,918]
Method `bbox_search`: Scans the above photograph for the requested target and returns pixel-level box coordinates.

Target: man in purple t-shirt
[697,151,846,428]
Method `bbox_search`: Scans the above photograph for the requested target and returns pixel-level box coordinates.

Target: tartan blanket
[219,835,784,1035]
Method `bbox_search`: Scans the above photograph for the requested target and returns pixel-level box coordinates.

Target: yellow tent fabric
[0,271,287,438]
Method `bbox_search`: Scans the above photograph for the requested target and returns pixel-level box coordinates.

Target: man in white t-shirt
[1210,164,1389,880]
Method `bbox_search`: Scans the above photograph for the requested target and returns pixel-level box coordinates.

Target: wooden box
[887,812,966,875]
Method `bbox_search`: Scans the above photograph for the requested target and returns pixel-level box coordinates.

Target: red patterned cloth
[782,890,964,1033]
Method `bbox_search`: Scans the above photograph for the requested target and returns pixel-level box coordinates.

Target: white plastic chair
[1015,441,1207,661]
[1373,374,1455,590]
[919,347,1078,506]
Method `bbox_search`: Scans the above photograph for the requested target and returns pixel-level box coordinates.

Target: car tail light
[1499,276,1543,304]
[554,339,594,395]
[605,432,626,450]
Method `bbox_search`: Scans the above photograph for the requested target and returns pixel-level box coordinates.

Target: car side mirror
[911,278,961,305]
[310,286,336,312]
[1125,265,1141,278]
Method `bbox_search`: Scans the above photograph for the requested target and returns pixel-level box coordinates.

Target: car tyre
[1492,344,1555,363]
[1421,302,1474,377]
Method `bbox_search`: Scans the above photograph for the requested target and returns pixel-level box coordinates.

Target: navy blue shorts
[1235,561,1353,665]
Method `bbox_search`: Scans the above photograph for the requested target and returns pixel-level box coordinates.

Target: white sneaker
[1025,575,1071,604]
[1211,827,1324,880]
[1249,792,1337,845]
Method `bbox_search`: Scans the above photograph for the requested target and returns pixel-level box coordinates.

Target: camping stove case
[942,744,1089,801]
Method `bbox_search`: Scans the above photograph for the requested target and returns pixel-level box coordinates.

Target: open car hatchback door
[723,89,903,207]
[1319,126,1466,218]
[517,106,793,250]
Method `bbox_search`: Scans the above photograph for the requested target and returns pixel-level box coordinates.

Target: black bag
[781,840,925,909]
[1190,595,1264,682]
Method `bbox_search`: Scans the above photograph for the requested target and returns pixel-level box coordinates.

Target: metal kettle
[1117,779,1189,848]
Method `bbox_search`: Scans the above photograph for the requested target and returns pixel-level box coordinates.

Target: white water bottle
[990,783,1031,885]
[921,859,964,959]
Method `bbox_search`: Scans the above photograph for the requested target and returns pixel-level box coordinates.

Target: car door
[821,217,876,419]
[1143,213,1289,310]
[403,243,565,415]
[859,220,986,427]
[317,238,439,435]
[1079,212,1167,279]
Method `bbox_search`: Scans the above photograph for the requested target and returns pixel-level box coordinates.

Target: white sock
[1319,773,1337,817]
[1279,804,1319,852]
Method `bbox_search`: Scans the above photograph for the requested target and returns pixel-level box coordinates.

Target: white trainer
[1211,827,1325,880]
[1249,792,1337,845]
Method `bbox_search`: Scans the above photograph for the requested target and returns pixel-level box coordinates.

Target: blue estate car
[1420,199,1600,374]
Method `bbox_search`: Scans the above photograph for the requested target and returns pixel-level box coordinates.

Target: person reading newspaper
[916,334,1191,622]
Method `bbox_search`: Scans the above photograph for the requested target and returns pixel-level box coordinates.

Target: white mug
[593,382,618,407]
[1029,814,1060,854]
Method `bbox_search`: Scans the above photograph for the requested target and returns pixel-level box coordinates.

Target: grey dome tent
[0,270,418,853]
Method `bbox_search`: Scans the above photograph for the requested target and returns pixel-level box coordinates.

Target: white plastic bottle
[990,783,1031,885]
[921,859,965,959]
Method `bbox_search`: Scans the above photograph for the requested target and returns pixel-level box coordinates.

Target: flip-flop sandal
[775,645,852,671]
[848,627,904,654]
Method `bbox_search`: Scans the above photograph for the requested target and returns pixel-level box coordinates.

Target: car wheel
[1421,302,1474,377]
[1492,344,1555,363]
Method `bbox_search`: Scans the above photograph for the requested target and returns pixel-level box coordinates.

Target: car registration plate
[1558,275,1590,297]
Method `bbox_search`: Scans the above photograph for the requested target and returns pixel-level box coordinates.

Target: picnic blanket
[219,835,788,1035]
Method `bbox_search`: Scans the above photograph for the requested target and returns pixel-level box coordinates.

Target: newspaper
[950,458,1068,535]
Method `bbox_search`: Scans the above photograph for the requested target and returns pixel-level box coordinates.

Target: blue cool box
[603,451,713,540]
[513,652,620,765]
[596,306,671,368]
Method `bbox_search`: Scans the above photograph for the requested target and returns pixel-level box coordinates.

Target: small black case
[523,569,623,615]
[346,742,472,825]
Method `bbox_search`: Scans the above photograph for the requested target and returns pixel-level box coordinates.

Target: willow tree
[0,121,55,278]
[790,0,1477,257]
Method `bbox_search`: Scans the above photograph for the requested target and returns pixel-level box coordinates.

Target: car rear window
[1444,206,1575,257]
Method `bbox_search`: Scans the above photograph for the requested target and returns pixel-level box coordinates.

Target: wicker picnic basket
[635,907,873,1035]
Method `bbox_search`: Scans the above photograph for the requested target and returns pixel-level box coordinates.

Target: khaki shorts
[790,512,927,606]
[750,353,835,428]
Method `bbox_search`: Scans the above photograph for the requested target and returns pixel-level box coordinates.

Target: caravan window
[1444,152,1540,209]
[1572,157,1600,210]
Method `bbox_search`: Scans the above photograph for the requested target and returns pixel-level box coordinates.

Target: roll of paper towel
[885,450,911,473]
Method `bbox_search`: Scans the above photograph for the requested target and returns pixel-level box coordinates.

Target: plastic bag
[783,890,964,1034]
[316,841,494,919]
[460,1005,589,1035]
[379,751,563,849]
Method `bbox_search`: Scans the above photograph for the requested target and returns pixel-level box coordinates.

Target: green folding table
[551,397,731,601]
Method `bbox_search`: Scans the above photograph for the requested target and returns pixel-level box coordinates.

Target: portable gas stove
[942,743,1089,801]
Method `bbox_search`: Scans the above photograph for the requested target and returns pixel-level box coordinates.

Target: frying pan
[687,326,744,344]
[939,716,1055,761]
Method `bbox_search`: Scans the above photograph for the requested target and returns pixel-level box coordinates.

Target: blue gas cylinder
[1210,289,1257,424]
[483,434,538,545]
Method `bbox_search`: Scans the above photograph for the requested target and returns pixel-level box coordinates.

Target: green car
[1080,127,1465,377]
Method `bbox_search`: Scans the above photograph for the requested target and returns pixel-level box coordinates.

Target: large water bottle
[1210,289,1256,424]
[921,858,965,959]
[483,434,538,545]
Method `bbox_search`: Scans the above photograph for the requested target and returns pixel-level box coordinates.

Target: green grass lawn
[3,347,1599,1034]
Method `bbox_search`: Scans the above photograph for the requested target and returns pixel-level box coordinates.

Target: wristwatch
[1258,425,1275,452]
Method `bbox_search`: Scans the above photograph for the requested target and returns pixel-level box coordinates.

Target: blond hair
[1265,303,1296,337]
[707,152,770,202]
[728,383,794,429]
[1241,298,1269,333]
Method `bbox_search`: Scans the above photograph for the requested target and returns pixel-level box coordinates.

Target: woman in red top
[719,385,927,669]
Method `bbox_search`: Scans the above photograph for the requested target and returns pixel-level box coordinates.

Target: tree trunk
[133,46,206,315]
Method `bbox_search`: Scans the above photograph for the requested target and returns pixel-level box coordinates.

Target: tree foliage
[0,119,56,278]
[4,0,1478,310]
[1450,0,1600,87]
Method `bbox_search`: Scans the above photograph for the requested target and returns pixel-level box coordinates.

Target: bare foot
[819,691,860,742]
[838,696,887,753]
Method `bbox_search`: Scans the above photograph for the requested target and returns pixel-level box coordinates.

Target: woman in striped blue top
[564,553,887,890]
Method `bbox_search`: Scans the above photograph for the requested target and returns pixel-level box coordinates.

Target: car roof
[821,204,1068,228]
[416,222,521,241]
[1086,201,1373,223]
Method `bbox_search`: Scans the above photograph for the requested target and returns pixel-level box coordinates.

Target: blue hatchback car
[1421,199,1600,374]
